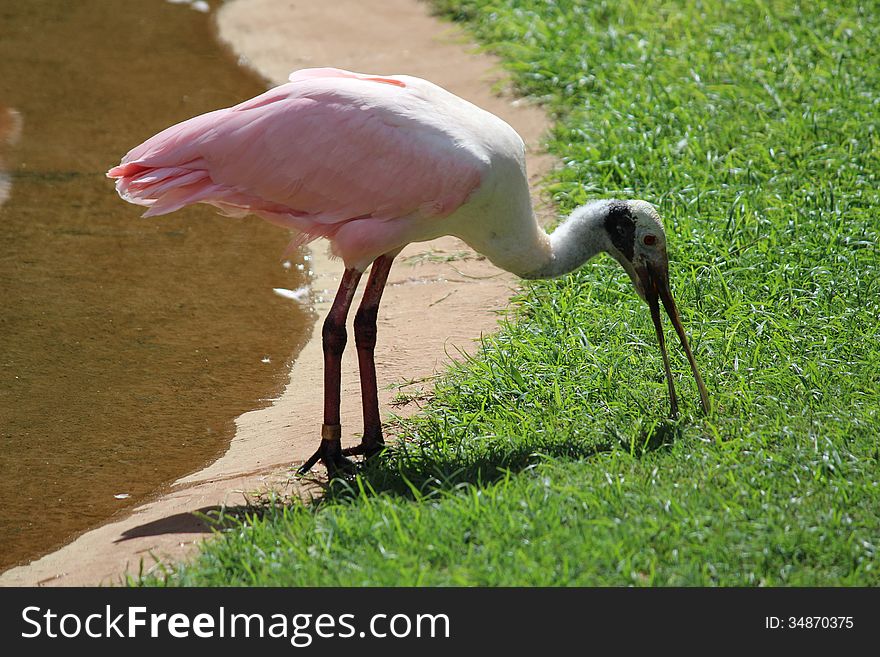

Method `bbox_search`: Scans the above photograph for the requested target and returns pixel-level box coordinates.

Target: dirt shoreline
[0,0,551,586]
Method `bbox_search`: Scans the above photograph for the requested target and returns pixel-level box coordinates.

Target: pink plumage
[108,67,488,268]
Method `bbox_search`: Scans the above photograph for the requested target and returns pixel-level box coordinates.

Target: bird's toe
[324,452,356,478]
[341,436,385,459]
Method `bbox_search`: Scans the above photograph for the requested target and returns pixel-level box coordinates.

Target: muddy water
[0,0,312,571]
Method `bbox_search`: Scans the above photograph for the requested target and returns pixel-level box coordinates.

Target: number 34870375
[765,616,854,629]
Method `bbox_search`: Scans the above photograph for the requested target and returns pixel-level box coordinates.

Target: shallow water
[0,0,312,572]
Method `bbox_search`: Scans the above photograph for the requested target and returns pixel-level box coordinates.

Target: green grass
[136,0,880,586]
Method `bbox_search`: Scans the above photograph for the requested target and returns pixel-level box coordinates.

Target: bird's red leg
[343,253,395,459]
[298,267,363,476]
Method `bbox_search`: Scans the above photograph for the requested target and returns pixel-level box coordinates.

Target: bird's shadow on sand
[114,505,267,543]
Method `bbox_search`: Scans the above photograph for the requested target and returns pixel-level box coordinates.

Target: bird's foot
[341,429,385,459]
[297,425,355,478]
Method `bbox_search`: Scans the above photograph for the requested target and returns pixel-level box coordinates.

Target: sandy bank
[0,0,550,586]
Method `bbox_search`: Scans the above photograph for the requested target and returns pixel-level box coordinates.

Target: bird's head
[602,200,668,302]
[601,200,710,417]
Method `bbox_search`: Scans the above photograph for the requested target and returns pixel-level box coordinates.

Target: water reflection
[0,106,22,209]
[167,0,211,13]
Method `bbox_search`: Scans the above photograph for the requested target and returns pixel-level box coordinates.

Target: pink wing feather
[108,68,486,260]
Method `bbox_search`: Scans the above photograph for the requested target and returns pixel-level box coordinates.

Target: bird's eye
[643,234,657,246]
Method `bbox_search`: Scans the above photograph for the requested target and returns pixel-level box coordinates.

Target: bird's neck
[521,201,610,279]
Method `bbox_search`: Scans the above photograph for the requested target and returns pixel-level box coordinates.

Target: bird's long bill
[639,264,711,417]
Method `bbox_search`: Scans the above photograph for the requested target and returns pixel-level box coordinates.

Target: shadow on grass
[318,418,684,503]
[612,420,682,457]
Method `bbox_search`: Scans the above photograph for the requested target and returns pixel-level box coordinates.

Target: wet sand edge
[0,0,552,586]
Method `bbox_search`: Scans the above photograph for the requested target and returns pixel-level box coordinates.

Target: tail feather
[110,163,211,215]
[127,168,209,198]
[107,162,147,179]
[141,181,220,217]
[108,147,334,258]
